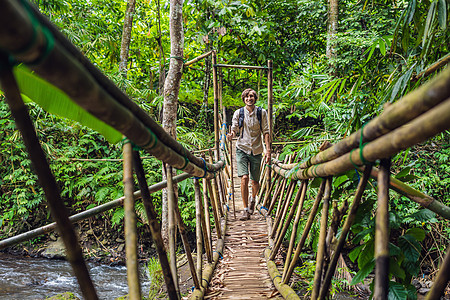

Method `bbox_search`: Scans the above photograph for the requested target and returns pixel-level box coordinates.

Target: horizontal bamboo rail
[0,0,223,178]
[0,173,192,250]
[213,63,269,70]
[300,67,450,169]
[184,51,213,67]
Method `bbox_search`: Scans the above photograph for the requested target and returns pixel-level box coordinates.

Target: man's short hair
[241,88,258,102]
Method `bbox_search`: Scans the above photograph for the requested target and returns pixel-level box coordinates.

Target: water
[0,253,150,299]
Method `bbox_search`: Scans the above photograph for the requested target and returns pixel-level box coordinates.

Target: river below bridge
[0,253,150,299]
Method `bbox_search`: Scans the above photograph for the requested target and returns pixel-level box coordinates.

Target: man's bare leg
[241,175,249,209]
[250,179,260,200]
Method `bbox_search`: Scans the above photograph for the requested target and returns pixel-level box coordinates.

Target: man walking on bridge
[227,88,271,220]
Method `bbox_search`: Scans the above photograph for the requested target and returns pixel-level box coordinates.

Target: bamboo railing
[258,66,450,300]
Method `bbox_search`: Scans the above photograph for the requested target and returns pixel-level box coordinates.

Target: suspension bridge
[0,1,449,299]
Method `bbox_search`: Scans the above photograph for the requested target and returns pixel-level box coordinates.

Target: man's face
[244,92,256,107]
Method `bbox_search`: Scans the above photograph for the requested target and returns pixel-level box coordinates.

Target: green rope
[141,129,158,150]
[178,148,189,170]
[170,56,185,63]
[311,164,320,178]
[349,148,360,169]
[359,123,372,165]
[17,0,55,66]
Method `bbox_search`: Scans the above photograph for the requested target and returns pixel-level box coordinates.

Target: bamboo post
[268,176,287,215]
[281,181,309,276]
[271,180,296,239]
[194,179,203,281]
[166,164,180,297]
[202,176,213,263]
[319,165,372,299]
[229,138,236,219]
[0,57,99,300]
[425,245,450,300]
[262,173,280,212]
[212,51,220,161]
[274,176,290,219]
[283,179,328,283]
[208,150,224,217]
[206,179,222,239]
[123,143,142,300]
[267,60,273,200]
[311,177,332,300]
[174,203,200,290]
[132,151,178,299]
[270,180,307,261]
[374,159,391,300]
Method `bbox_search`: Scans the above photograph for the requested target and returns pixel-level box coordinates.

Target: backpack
[238,106,262,137]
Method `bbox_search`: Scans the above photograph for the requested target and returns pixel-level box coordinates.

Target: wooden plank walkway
[205,143,282,299]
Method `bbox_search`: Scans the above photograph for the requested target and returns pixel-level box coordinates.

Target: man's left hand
[264,149,272,164]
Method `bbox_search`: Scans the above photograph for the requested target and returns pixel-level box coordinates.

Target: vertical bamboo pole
[271,180,296,239]
[319,165,372,300]
[194,179,203,281]
[229,138,236,219]
[262,173,279,209]
[212,51,220,161]
[202,176,213,263]
[207,151,224,217]
[123,143,142,300]
[283,179,327,283]
[166,164,180,297]
[132,151,178,299]
[268,176,287,215]
[206,180,222,239]
[274,177,290,218]
[267,60,273,200]
[281,181,309,276]
[270,180,307,260]
[173,203,200,290]
[374,159,390,300]
[311,177,332,300]
[425,245,450,300]
[0,60,99,300]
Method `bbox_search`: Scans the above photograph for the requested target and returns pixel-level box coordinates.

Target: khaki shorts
[236,148,262,182]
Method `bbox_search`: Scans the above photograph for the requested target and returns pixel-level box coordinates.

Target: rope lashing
[359,123,373,165]
[213,250,223,259]
[169,56,185,63]
[141,128,158,150]
[15,0,55,66]
[178,147,189,171]
[273,275,282,280]
[122,138,141,151]
[261,206,268,211]
[226,204,230,211]
[311,164,320,178]
[202,278,209,287]
[193,157,208,179]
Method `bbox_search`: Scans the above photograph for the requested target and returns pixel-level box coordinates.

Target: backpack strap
[238,107,262,137]
[256,107,262,131]
[238,107,244,137]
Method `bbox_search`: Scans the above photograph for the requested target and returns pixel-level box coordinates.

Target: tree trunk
[119,0,136,77]
[161,0,184,247]
[156,0,166,98]
[326,0,338,66]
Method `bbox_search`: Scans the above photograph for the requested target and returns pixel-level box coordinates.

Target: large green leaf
[12,66,122,144]
[351,259,375,285]
[398,234,421,262]
[407,209,436,222]
[388,281,408,300]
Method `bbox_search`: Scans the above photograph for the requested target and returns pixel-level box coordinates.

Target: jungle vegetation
[0,0,449,298]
